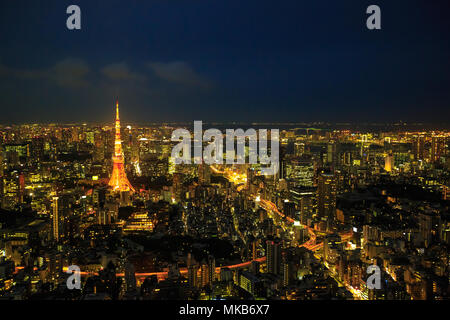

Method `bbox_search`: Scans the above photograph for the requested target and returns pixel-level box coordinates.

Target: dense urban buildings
[0,1,449,313]
[0,109,449,300]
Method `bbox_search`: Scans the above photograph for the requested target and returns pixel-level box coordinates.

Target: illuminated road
[258,198,358,298]
[62,257,267,279]
[258,199,317,249]
[210,164,352,247]
[211,165,360,298]
[59,165,351,283]
[210,165,247,185]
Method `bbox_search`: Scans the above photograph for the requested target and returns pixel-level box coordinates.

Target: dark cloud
[101,63,146,82]
[47,59,90,88]
[0,58,90,89]
[147,61,211,89]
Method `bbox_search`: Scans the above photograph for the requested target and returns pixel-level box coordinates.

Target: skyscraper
[282,250,293,287]
[52,196,60,242]
[208,255,216,287]
[384,153,394,172]
[198,163,211,185]
[187,253,199,288]
[413,135,425,161]
[294,142,305,157]
[285,157,314,188]
[327,140,339,169]
[0,151,3,207]
[266,238,281,275]
[317,173,337,220]
[431,135,446,163]
[0,150,3,177]
[108,100,135,192]
[125,260,137,293]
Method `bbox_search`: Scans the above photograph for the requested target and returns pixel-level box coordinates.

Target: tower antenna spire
[116,99,119,120]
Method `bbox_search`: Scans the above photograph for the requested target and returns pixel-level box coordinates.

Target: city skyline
[0,115,449,300]
[0,0,449,304]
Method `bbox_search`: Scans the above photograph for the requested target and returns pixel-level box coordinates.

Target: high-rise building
[443,185,450,201]
[282,200,296,219]
[108,100,135,192]
[413,135,425,161]
[266,238,281,275]
[52,196,60,242]
[290,188,314,224]
[323,234,341,263]
[187,253,198,288]
[327,140,339,169]
[282,250,293,287]
[97,209,111,225]
[360,134,369,163]
[384,153,394,172]
[251,238,259,260]
[431,135,446,163]
[208,255,216,287]
[250,260,260,274]
[1,172,21,210]
[0,178,3,208]
[0,151,3,207]
[172,172,183,203]
[125,260,137,293]
[317,173,337,220]
[0,149,3,177]
[200,263,209,288]
[3,143,30,167]
[239,271,262,296]
[294,142,305,157]
[246,167,256,191]
[285,158,314,187]
[418,213,433,247]
[198,163,211,185]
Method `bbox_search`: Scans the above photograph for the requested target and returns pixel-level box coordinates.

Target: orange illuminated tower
[108,100,135,192]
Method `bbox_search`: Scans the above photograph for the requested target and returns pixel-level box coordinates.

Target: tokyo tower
[108,100,135,192]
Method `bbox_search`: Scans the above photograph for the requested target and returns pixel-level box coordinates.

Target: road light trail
[63,166,351,281]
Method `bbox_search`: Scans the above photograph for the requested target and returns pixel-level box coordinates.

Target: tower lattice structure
[108,100,135,192]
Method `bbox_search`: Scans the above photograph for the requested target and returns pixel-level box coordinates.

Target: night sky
[0,0,449,124]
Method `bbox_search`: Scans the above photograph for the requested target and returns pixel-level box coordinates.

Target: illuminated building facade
[285,158,314,188]
[413,135,425,161]
[317,173,337,220]
[266,238,281,275]
[52,196,59,242]
[431,135,446,163]
[385,153,394,172]
[123,212,154,233]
